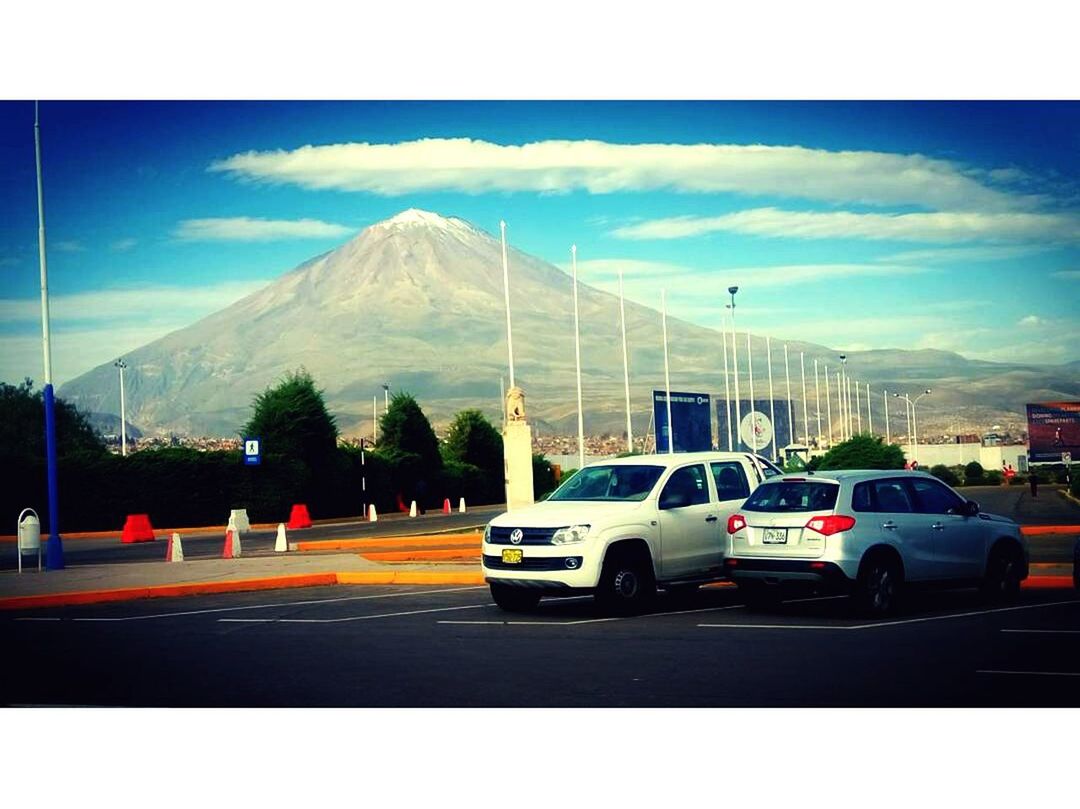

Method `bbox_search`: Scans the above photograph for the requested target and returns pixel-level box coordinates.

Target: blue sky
[1,100,1078,386]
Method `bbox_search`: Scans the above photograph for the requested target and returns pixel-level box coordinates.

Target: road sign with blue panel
[653,391,712,452]
[243,437,261,466]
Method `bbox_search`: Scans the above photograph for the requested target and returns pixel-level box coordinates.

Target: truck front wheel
[595,547,656,614]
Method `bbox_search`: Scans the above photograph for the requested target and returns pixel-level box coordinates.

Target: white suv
[483,451,781,613]
[723,470,1029,615]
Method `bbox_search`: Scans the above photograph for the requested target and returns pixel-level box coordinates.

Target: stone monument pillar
[503,386,535,511]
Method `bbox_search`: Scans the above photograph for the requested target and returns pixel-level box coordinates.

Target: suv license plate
[762,528,788,544]
[501,549,524,564]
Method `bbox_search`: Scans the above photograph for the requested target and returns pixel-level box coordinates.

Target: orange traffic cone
[442,498,451,514]
[222,528,235,559]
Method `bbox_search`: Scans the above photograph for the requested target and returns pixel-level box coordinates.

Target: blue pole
[43,383,64,570]
[36,100,64,571]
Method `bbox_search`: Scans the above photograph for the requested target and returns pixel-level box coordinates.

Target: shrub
[983,469,1003,485]
[533,454,557,500]
[964,461,985,484]
[817,435,905,471]
[930,464,960,486]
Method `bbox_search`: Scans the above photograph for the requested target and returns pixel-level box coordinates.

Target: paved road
[3,583,1077,707]
[0,506,502,569]
[962,484,1080,525]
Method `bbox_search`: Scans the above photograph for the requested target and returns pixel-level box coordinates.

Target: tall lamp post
[839,353,848,440]
[35,101,63,570]
[114,359,128,456]
[728,286,740,448]
[894,389,931,465]
[382,382,390,413]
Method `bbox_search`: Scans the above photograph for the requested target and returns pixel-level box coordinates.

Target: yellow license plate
[501,549,523,564]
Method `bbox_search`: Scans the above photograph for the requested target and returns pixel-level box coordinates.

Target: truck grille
[487,526,558,545]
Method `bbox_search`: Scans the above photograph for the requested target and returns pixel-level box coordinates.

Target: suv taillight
[727,514,747,534]
[804,515,856,536]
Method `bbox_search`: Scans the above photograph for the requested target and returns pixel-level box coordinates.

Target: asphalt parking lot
[3,582,1077,707]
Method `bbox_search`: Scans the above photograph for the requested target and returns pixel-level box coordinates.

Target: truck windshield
[548,465,665,502]
[743,480,839,512]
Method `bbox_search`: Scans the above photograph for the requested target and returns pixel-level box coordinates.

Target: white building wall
[901,444,1029,471]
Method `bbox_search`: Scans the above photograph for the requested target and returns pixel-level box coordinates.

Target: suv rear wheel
[852,553,902,617]
[490,584,541,612]
[981,544,1022,602]
[595,547,656,614]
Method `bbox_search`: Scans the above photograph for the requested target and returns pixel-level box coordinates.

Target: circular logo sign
[510,528,524,545]
[739,411,773,451]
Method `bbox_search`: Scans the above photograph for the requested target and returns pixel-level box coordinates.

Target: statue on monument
[506,386,526,422]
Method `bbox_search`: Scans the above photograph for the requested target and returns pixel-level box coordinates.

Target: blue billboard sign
[653,391,712,453]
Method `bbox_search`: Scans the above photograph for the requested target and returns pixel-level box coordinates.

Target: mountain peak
[373,208,475,233]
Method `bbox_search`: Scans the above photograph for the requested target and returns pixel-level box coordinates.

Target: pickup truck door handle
[705,515,718,523]
[930,522,945,531]
[882,521,897,530]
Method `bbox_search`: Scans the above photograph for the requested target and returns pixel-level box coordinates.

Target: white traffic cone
[459,497,466,514]
[409,500,418,517]
[166,532,184,562]
[232,528,242,558]
[275,523,288,553]
[368,504,378,523]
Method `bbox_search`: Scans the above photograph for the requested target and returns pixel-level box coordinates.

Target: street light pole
[728,286,740,448]
[721,305,732,451]
[382,383,390,414]
[824,364,833,446]
[35,101,63,570]
[839,354,848,441]
[912,389,932,466]
[499,220,516,390]
[114,359,128,456]
[766,336,776,462]
[884,389,891,444]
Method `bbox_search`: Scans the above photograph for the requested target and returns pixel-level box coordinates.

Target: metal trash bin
[17,508,42,573]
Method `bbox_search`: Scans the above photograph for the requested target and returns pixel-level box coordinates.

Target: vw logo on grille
[510,529,524,545]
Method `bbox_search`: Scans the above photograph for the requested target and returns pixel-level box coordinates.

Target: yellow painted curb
[295,532,482,552]
[336,571,486,586]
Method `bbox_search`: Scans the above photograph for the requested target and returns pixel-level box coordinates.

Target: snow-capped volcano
[59,209,1078,437]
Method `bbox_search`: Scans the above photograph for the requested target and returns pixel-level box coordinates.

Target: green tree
[0,378,105,460]
[964,461,985,483]
[241,369,338,470]
[930,464,960,486]
[533,453,557,499]
[444,409,502,475]
[817,434,905,471]
[378,392,442,471]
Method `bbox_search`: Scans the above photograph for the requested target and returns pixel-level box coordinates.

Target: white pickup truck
[482,451,782,612]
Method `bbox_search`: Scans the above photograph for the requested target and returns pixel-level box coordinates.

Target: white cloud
[0,280,271,386]
[1017,314,1045,326]
[0,280,268,323]
[173,217,353,242]
[53,240,85,252]
[210,137,1032,211]
[571,258,931,289]
[612,207,1080,244]
[110,238,138,252]
[875,245,1047,263]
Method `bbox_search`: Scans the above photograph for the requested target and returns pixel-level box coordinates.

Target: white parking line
[976,670,1080,677]
[439,603,747,627]
[700,599,1080,631]
[1000,628,1080,634]
[64,586,486,622]
[13,617,62,622]
[220,602,492,624]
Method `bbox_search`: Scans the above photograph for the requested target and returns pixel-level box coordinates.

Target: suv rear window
[742,480,839,512]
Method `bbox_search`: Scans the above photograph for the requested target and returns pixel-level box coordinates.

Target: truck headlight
[483,523,492,543]
[551,524,590,544]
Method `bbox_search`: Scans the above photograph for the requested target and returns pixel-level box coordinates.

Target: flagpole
[784,344,793,448]
[661,289,674,454]
[855,379,862,434]
[836,371,844,442]
[866,383,873,436]
[800,352,809,448]
[571,245,584,469]
[814,358,822,449]
[884,389,891,444]
[766,336,776,462]
[499,220,515,390]
[746,331,756,452]
[35,101,64,570]
[728,288,741,449]
[618,270,633,454]
[824,364,833,446]
[721,308,732,451]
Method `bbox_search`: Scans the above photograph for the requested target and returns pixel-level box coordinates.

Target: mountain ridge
[59,209,1080,439]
